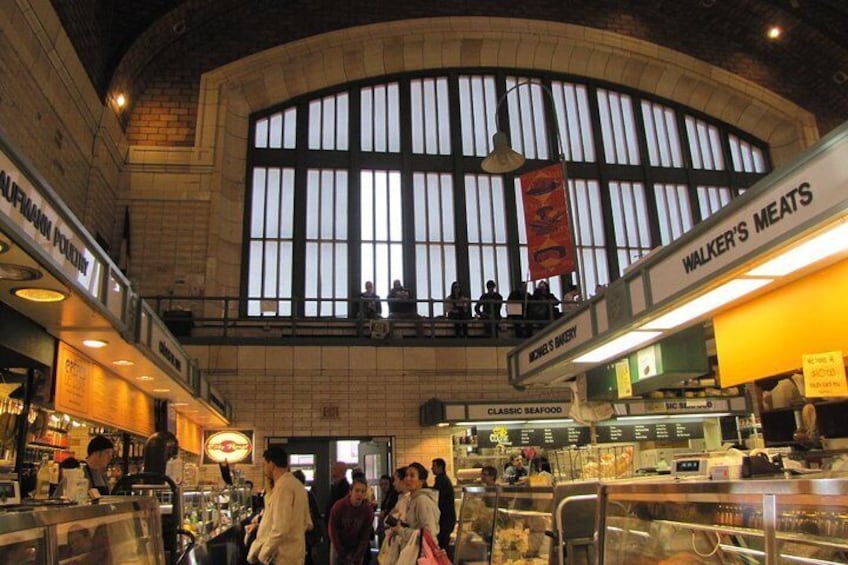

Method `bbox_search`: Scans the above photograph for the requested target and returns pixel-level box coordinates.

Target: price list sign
[595,421,703,442]
[478,424,591,448]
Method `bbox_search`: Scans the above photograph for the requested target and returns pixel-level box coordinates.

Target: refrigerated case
[0,496,164,563]
[455,485,555,565]
[597,476,848,564]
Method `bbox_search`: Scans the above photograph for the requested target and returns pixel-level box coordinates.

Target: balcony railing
[146,295,577,344]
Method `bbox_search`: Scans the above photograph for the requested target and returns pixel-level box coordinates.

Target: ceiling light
[171,402,188,407]
[746,220,848,277]
[767,26,782,40]
[436,422,450,427]
[153,388,171,393]
[13,287,68,302]
[640,278,772,331]
[82,339,109,349]
[573,331,662,364]
[112,359,135,367]
[0,264,41,281]
[137,375,154,381]
[0,240,9,253]
[115,93,127,108]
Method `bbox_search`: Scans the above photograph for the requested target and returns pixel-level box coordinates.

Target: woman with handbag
[382,462,440,565]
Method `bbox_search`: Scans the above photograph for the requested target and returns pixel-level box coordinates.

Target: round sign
[204,430,253,464]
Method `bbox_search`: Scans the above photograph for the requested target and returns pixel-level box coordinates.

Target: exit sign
[322,405,340,419]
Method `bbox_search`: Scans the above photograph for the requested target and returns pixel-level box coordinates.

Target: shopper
[83,435,114,497]
[326,461,351,564]
[247,447,311,565]
[430,458,457,554]
[388,462,440,548]
[475,279,504,336]
[444,281,471,337]
[506,282,532,338]
[293,470,324,565]
[358,281,382,319]
[329,476,375,565]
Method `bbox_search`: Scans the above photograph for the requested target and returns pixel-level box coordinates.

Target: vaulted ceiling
[53,0,848,136]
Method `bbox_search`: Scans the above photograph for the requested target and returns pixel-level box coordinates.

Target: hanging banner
[520,163,575,280]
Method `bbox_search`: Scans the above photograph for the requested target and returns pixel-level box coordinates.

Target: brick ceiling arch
[52,0,848,139]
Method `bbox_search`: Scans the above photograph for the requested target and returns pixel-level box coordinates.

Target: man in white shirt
[248,447,312,565]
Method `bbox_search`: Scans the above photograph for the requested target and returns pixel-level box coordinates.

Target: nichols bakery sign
[203,430,254,465]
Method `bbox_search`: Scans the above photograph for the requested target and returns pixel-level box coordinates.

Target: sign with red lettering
[203,430,254,464]
[519,163,575,280]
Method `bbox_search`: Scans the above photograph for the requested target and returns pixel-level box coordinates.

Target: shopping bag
[395,529,421,565]
[419,529,451,565]
[377,533,402,565]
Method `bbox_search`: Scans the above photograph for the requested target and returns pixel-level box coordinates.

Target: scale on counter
[672,451,745,479]
[0,473,21,506]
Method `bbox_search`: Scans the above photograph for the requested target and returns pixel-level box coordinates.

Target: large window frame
[243,69,772,318]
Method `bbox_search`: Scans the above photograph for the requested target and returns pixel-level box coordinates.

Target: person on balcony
[474,280,503,337]
[444,281,471,337]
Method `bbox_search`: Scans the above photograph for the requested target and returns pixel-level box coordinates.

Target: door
[358,437,392,505]
[267,437,331,565]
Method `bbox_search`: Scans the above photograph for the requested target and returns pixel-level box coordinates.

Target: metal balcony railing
[146,295,577,343]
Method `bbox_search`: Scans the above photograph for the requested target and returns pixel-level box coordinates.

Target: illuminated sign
[203,430,254,465]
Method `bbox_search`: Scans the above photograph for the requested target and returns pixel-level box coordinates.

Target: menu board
[478,424,591,448]
[478,420,703,448]
[54,343,154,437]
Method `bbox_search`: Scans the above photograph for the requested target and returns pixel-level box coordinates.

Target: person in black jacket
[293,470,324,565]
[430,458,456,556]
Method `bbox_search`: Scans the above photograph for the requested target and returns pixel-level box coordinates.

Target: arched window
[245,71,770,318]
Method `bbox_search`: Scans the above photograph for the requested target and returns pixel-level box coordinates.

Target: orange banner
[520,163,575,280]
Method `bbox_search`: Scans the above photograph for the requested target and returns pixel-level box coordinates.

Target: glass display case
[598,476,848,564]
[0,496,164,564]
[493,486,554,565]
[455,485,499,565]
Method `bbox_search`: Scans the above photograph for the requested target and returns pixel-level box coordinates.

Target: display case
[492,486,554,565]
[455,485,499,565]
[598,476,848,564]
[0,496,164,563]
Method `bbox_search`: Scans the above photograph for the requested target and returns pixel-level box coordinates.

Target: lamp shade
[481,131,525,174]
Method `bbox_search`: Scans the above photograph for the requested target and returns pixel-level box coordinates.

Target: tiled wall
[185,344,536,486]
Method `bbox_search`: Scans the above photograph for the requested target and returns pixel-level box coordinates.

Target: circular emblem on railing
[204,430,253,464]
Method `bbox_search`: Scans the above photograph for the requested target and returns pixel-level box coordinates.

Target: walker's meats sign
[520,163,575,280]
[203,430,254,464]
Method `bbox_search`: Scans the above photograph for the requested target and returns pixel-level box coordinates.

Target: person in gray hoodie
[389,462,440,547]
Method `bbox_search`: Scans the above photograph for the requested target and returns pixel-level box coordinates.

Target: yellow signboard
[802,351,848,398]
[55,343,155,437]
[615,360,633,398]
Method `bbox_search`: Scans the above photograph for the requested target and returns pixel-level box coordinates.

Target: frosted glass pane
[265,169,281,238]
[361,244,374,284]
[458,78,473,156]
[283,108,297,148]
[374,173,388,240]
[478,186,493,243]
[361,173,374,240]
[514,180,528,245]
[264,242,279,297]
[279,242,293,297]
[389,243,404,284]
[465,178,480,244]
[269,113,283,148]
[251,168,267,238]
[336,244,348,298]
[320,172,334,239]
[414,173,427,241]
[492,179,506,242]
[375,243,390,296]
[323,97,336,149]
[255,119,268,148]
[306,170,319,239]
[427,176,441,240]
[336,171,348,239]
[281,169,295,238]
[441,176,454,242]
[388,173,403,241]
[337,93,349,151]
[308,100,321,149]
[361,90,374,152]
[424,80,437,154]
[411,82,423,154]
[374,86,387,152]
[248,242,264,295]
[437,79,450,154]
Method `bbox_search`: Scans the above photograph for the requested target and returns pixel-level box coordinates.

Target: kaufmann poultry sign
[0,148,102,298]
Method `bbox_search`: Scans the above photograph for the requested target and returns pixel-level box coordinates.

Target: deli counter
[0,496,165,563]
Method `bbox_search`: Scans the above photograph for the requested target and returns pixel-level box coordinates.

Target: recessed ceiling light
[171,402,188,407]
[82,339,109,349]
[13,287,68,302]
[112,359,135,367]
[137,375,154,381]
[0,263,41,281]
[115,93,127,108]
[153,388,171,393]
[767,25,782,40]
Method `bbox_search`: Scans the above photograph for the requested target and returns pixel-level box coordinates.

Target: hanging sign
[203,429,254,465]
[519,163,575,280]
[802,351,848,398]
[615,360,632,398]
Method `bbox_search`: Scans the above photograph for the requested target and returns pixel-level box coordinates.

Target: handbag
[377,533,402,565]
[419,529,451,565]
[395,529,422,565]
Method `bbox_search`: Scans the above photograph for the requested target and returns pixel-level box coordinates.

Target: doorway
[266,436,393,565]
